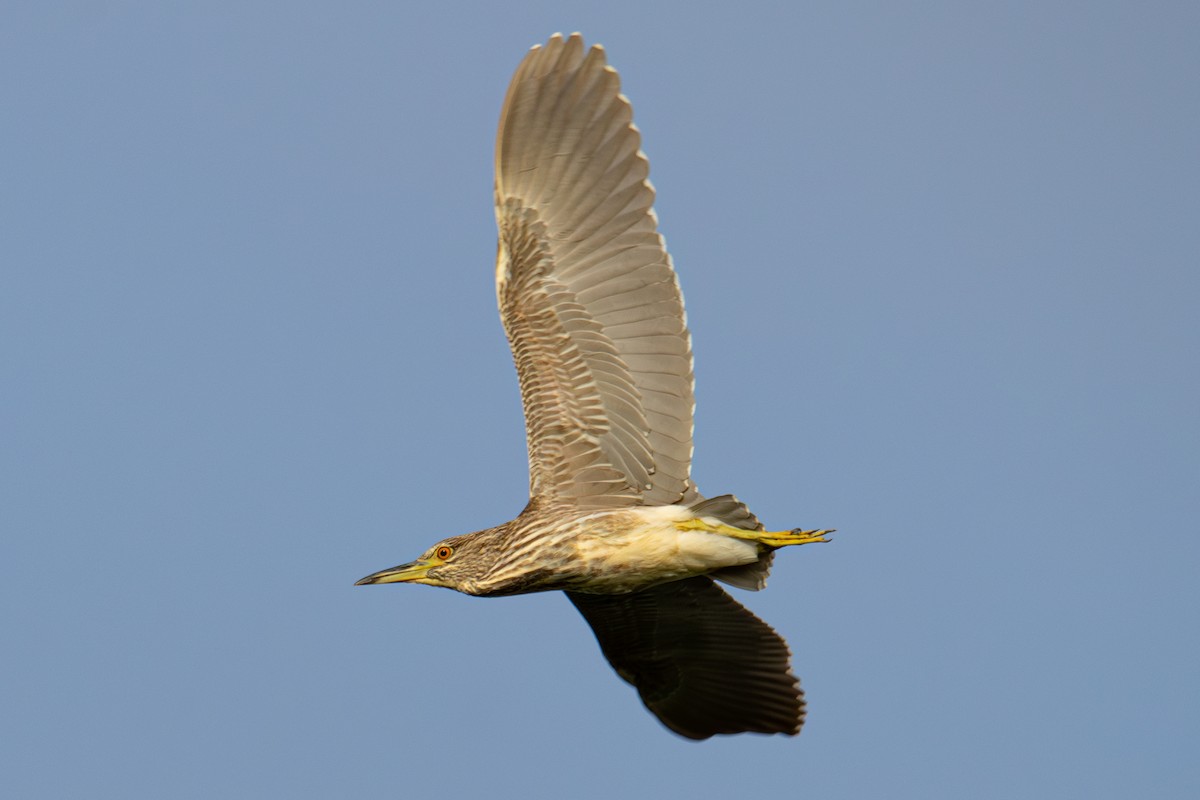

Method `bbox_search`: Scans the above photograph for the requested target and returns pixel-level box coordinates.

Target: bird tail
[686,494,774,591]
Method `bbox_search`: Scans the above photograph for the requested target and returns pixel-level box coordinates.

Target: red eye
[435,545,453,560]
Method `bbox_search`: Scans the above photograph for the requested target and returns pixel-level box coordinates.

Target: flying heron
[356,33,832,740]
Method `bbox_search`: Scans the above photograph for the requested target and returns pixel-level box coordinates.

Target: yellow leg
[676,518,834,548]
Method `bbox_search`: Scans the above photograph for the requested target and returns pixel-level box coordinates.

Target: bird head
[354,533,491,594]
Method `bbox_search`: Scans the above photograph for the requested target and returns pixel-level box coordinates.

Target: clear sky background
[4,2,1198,798]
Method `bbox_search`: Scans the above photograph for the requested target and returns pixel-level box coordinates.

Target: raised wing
[494,33,696,508]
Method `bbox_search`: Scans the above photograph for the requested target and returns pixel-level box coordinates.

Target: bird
[356,33,832,740]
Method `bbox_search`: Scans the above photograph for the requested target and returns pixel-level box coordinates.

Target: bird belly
[569,506,761,593]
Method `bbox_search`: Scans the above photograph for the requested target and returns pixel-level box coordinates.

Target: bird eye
[435,545,454,560]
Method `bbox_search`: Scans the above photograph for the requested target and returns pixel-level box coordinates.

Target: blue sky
[4,2,1198,797]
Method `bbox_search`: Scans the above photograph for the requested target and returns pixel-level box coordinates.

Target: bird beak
[354,559,434,586]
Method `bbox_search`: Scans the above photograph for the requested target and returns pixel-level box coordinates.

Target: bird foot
[757,528,834,547]
[676,518,835,548]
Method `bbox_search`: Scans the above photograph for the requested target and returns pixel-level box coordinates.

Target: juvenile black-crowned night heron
[356,33,832,740]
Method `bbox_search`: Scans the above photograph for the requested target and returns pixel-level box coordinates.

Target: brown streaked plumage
[356,33,832,740]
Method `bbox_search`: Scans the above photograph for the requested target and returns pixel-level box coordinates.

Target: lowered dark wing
[566,576,805,739]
